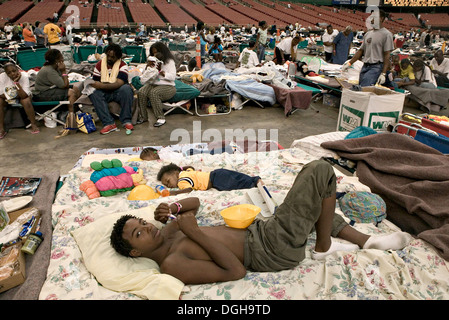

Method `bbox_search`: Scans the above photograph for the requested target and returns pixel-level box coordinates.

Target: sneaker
[123,123,134,130]
[100,124,118,134]
[153,119,166,127]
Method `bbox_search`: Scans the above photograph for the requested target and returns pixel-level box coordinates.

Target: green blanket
[131,77,201,102]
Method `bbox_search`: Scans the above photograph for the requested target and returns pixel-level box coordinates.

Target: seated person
[209,36,223,62]
[0,63,39,139]
[110,160,411,285]
[136,42,176,128]
[88,44,134,134]
[390,55,400,78]
[33,49,80,137]
[413,59,437,89]
[272,34,301,65]
[393,58,415,89]
[236,40,260,69]
[430,50,449,88]
[157,163,261,195]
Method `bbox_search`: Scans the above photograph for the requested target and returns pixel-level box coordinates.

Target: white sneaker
[44,113,57,128]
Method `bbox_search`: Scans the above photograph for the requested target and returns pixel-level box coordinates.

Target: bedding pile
[38,135,449,300]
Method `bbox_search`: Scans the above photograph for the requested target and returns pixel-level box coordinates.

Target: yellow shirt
[400,64,415,80]
[178,168,210,190]
[43,23,61,44]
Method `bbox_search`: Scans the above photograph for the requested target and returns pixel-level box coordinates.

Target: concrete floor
[1,93,440,177]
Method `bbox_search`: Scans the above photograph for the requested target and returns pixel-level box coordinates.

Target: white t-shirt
[430,57,449,76]
[238,48,259,68]
[415,66,437,87]
[276,37,297,55]
[322,29,338,53]
[0,72,31,104]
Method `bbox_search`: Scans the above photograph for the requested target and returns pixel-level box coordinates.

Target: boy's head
[400,58,410,69]
[412,59,424,72]
[248,40,256,49]
[157,163,182,188]
[392,55,400,65]
[110,214,162,258]
[140,147,159,161]
[188,58,197,71]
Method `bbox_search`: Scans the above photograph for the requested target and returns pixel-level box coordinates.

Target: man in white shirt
[237,40,260,69]
[322,25,338,62]
[430,50,449,87]
[274,34,301,65]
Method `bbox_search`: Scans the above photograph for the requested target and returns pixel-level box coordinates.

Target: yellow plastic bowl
[220,204,261,229]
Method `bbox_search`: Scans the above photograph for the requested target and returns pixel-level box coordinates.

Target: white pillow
[71,206,185,300]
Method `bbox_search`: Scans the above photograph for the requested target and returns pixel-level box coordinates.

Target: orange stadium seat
[0,0,34,28]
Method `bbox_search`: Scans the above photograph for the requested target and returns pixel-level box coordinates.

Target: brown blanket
[321,133,449,260]
[268,84,312,116]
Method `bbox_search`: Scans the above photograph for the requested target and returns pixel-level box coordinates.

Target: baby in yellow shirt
[157,163,261,195]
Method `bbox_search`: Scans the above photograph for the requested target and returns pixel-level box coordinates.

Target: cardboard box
[337,87,405,132]
[0,244,26,293]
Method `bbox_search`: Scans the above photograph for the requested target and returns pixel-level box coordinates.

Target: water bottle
[155,185,170,197]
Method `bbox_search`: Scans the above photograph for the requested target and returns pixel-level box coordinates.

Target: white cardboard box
[337,87,405,132]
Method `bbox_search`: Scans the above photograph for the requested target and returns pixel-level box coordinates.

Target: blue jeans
[89,84,134,126]
[359,63,383,87]
[258,44,266,62]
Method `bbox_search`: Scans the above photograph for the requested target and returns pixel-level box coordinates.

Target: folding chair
[32,101,70,126]
[163,80,200,116]
[123,46,147,63]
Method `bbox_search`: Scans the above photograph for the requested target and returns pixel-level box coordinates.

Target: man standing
[88,44,134,134]
[43,18,61,45]
[332,26,353,65]
[430,49,449,88]
[342,10,394,87]
[322,25,338,62]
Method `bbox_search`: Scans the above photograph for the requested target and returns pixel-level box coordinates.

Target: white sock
[312,239,359,260]
[156,119,166,124]
[363,232,412,251]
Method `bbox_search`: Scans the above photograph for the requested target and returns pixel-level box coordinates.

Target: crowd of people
[1,9,449,139]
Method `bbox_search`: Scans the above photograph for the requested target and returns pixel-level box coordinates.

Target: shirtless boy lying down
[110,160,411,285]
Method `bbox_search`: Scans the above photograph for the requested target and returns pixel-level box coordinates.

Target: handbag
[76,112,96,134]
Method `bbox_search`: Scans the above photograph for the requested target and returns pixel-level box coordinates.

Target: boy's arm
[154,197,199,223]
[160,212,246,284]
[169,188,193,196]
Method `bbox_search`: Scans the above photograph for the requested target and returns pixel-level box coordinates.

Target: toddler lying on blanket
[157,163,261,195]
[111,160,412,285]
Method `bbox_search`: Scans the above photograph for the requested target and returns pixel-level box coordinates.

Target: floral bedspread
[39,141,449,300]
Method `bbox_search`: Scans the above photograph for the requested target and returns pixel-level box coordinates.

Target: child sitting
[237,40,260,69]
[157,163,261,195]
[393,58,415,89]
[209,36,223,62]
